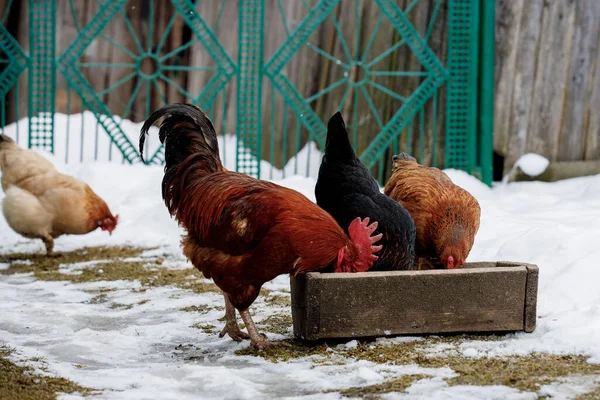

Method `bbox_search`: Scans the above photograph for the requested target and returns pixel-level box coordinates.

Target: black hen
[315,112,416,271]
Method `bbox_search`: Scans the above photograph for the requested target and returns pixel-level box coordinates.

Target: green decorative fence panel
[236,0,264,177]
[0,3,28,141]
[0,0,493,185]
[29,0,56,153]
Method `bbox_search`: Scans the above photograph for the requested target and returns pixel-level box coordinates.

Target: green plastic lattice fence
[0,0,493,185]
[28,0,56,153]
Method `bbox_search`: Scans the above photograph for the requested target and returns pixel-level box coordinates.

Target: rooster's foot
[251,337,271,350]
[219,324,250,342]
[239,308,271,350]
[219,293,250,341]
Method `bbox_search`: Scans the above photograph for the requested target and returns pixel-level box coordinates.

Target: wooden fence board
[558,0,600,161]
[584,28,600,161]
[493,0,523,156]
[503,0,544,173]
[526,0,576,162]
[497,0,600,171]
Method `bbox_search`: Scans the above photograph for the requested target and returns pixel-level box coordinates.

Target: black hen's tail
[139,103,222,214]
[324,112,358,162]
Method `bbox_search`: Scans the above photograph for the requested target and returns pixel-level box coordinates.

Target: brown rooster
[0,134,118,255]
[384,153,480,269]
[139,104,382,349]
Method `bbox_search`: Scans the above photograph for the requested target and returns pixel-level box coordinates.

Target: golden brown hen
[384,153,480,270]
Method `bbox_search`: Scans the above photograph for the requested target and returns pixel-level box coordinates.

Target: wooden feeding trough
[290,261,538,341]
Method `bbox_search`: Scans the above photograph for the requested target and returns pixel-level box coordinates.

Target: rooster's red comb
[347,217,383,272]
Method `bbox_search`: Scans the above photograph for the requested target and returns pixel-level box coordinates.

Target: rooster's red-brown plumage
[140,104,382,348]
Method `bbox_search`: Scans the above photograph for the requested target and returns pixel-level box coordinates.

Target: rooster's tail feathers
[140,104,222,214]
[139,103,220,168]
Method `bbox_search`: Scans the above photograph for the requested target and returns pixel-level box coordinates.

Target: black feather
[315,112,416,271]
[139,103,218,163]
[139,103,222,213]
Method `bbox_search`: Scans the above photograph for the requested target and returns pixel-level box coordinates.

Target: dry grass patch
[1,246,219,294]
[237,335,600,396]
[190,323,217,334]
[330,374,429,399]
[0,347,95,400]
[259,314,293,335]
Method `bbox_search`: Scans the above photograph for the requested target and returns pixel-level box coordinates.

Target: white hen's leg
[239,308,270,349]
[42,235,55,257]
[2,186,54,254]
[219,293,250,341]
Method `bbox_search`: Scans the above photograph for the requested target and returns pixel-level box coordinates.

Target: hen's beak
[446,256,455,269]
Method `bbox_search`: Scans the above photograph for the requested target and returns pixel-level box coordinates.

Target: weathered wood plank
[558,0,600,161]
[584,27,600,161]
[211,1,238,137]
[424,0,449,169]
[357,0,407,176]
[2,0,27,123]
[502,0,544,173]
[338,0,362,148]
[291,262,537,340]
[403,0,430,162]
[186,2,216,104]
[412,0,445,167]
[526,0,576,161]
[509,159,600,182]
[165,1,185,108]
[493,0,524,156]
[496,0,600,170]
[497,261,539,333]
[131,2,147,122]
[261,0,324,169]
[524,264,539,333]
[379,0,410,158]
[312,4,340,129]
[14,0,29,121]
[111,10,138,119]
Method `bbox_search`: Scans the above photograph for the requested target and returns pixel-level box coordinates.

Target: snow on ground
[1,115,600,399]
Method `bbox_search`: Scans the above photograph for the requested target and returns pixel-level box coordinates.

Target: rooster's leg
[239,309,270,350]
[219,293,250,341]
